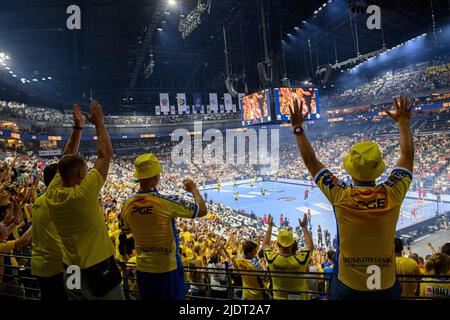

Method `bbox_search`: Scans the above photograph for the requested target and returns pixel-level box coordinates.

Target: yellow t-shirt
[315,167,412,291]
[0,240,15,282]
[45,169,114,269]
[120,189,198,273]
[31,194,66,277]
[264,248,311,300]
[235,257,265,300]
[420,279,450,298]
[395,256,421,297]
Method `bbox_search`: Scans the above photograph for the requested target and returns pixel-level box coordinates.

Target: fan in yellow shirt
[235,240,267,300]
[119,153,207,300]
[289,96,415,299]
[420,253,450,299]
[394,238,421,298]
[31,164,69,300]
[263,214,313,300]
[45,100,124,300]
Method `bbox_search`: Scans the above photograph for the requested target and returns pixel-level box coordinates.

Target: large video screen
[241,89,271,125]
[274,87,321,121]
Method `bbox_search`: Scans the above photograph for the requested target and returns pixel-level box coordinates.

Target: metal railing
[0,251,449,300]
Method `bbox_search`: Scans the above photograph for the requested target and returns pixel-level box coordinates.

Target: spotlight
[168,0,176,6]
[157,27,163,31]
[47,76,52,80]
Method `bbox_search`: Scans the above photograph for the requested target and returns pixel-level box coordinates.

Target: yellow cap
[133,153,163,180]
[343,141,385,182]
[277,230,295,248]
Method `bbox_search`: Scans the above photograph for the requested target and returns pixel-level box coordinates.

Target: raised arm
[299,213,313,252]
[183,179,207,218]
[289,99,325,178]
[262,215,273,251]
[385,96,414,172]
[87,100,113,181]
[63,104,84,155]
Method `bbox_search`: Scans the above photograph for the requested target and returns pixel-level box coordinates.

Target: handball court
[202,181,450,239]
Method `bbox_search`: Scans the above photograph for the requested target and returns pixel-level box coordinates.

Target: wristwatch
[293,126,304,135]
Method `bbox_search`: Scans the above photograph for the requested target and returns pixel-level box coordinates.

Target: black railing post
[225,264,233,300]
[121,262,130,300]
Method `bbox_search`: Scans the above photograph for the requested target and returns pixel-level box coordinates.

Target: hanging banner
[155,106,161,116]
[224,93,233,113]
[160,93,170,114]
[170,105,176,115]
[176,93,187,114]
[238,93,245,111]
[193,93,203,114]
[186,106,191,114]
[209,93,218,113]
[219,104,225,113]
[207,105,211,114]
[232,104,237,113]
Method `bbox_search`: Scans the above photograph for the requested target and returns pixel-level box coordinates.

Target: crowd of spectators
[322,55,450,109]
[0,100,241,125]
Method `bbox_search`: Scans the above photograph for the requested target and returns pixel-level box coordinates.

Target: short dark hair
[243,240,257,256]
[43,163,58,187]
[327,250,335,261]
[441,242,450,256]
[58,154,86,182]
[394,238,404,254]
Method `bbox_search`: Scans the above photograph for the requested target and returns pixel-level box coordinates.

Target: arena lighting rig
[179,0,212,39]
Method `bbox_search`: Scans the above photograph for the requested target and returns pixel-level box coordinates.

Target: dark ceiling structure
[0,0,449,113]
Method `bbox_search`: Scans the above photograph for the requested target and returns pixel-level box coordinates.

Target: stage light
[32,78,38,82]
[8,71,13,74]
[12,74,17,77]
[41,77,46,81]
[314,10,318,14]
[47,76,52,80]
[294,27,299,30]
[157,27,163,31]
[5,67,10,70]
[168,0,176,6]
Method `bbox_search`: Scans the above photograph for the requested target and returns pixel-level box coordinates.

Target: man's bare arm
[290,100,325,178]
[87,100,113,181]
[63,104,84,155]
[183,179,207,218]
[299,214,314,252]
[262,215,273,251]
[386,96,415,172]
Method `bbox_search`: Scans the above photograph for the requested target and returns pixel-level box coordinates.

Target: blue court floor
[203,181,450,239]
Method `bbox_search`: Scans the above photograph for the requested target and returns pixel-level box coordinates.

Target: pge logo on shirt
[355,198,386,209]
[131,206,154,215]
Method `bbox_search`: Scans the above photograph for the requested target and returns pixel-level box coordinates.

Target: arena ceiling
[0,0,449,112]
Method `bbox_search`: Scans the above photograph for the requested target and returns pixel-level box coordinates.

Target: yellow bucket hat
[133,153,163,180]
[277,230,295,248]
[343,141,385,182]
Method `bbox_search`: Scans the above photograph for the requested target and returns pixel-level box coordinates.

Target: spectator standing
[289,97,415,299]
[45,100,123,300]
[120,153,207,300]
